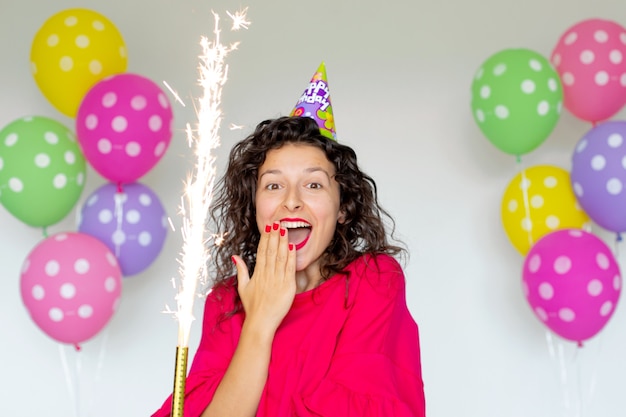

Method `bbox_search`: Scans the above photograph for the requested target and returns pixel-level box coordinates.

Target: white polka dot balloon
[501,165,589,255]
[76,73,173,184]
[571,121,626,233]
[78,182,168,276]
[20,232,122,346]
[30,8,127,118]
[0,116,87,227]
[471,48,563,156]
[551,18,626,123]
[522,229,621,344]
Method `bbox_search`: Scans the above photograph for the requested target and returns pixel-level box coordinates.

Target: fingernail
[289,243,294,251]
[280,228,286,237]
[231,256,237,265]
[272,222,279,231]
[265,224,271,233]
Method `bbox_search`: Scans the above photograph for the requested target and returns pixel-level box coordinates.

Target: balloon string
[584,335,601,417]
[516,156,534,249]
[87,328,110,415]
[113,187,125,259]
[546,331,604,417]
[572,346,583,417]
[59,344,81,417]
[546,332,573,414]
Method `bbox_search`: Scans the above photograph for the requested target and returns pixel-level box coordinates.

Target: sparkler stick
[170,9,249,417]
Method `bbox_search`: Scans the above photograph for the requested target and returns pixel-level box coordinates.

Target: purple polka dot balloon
[571,121,626,233]
[78,182,168,276]
[522,229,621,343]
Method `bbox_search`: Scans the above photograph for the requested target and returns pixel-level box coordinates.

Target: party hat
[290,62,336,140]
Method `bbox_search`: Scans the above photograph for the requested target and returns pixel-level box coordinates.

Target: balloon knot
[618,233,623,242]
[74,343,82,352]
[117,182,123,193]
[577,341,584,348]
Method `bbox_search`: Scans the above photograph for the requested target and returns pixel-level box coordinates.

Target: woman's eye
[265,183,280,190]
[307,182,322,189]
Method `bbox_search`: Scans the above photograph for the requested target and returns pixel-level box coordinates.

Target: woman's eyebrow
[304,167,332,180]
[258,166,332,180]
[258,168,282,179]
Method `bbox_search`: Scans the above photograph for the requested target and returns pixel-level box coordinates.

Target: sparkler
[170,9,249,417]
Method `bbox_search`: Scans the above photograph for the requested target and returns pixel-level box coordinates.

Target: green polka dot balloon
[0,116,87,227]
[471,48,563,156]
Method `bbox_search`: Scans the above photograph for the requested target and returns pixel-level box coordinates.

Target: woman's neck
[295,267,323,293]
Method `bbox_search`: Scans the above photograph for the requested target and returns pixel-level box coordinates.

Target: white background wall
[2,0,626,416]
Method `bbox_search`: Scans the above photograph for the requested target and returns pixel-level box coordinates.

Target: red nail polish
[272,222,279,231]
[231,256,237,265]
[289,243,294,251]
[280,228,286,237]
[265,224,271,233]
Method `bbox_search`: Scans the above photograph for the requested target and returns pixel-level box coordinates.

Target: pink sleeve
[151,285,240,417]
[296,255,426,417]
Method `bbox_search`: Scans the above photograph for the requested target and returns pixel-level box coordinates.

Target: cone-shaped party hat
[290,62,336,140]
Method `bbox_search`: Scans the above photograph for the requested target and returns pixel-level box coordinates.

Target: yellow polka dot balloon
[30,9,128,117]
[501,165,590,255]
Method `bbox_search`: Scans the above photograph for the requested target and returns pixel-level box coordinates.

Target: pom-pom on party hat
[290,62,336,140]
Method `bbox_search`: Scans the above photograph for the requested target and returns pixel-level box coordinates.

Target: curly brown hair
[208,116,405,308]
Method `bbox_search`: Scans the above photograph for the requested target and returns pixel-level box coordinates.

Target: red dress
[152,254,426,417]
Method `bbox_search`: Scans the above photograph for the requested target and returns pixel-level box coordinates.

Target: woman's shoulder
[347,253,406,298]
[349,253,403,277]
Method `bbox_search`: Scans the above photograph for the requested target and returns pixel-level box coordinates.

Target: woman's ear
[338,209,347,224]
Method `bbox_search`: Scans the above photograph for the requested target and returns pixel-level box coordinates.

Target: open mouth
[280,220,311,250]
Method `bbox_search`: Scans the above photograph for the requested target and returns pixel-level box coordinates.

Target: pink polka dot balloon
[551,18,626,123]
[76,73,173,184]
[522,229,621,344]
[20,232,122,346]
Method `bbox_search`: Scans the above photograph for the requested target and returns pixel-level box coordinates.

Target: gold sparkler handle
[171,346,189,417]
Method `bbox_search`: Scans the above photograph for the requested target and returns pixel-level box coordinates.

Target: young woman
[153,116,426,417]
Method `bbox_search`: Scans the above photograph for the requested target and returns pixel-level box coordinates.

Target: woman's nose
[283,187,302,210]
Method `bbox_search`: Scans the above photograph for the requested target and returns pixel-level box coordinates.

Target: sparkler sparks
[227,7,251,30]
[170,9,249,417]
[162,80,186,107]
[175,9,248,348]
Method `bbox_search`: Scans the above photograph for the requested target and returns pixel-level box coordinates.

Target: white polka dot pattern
[29,8,128,117]
[501,165,589,255]
[19,232,122,345]
[78,182,168,276]
[551,18,626,122]
[75,73,173,183]
[522,229,621,343]
[470,48,563,156]
[571,121,626,232]
[0,116,86,227]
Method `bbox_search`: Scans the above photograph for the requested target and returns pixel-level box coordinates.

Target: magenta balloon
[20,232,122,345]
[522,229,621,344]
[75,73,173,183]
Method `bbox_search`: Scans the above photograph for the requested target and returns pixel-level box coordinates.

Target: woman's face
[255,143,344,273]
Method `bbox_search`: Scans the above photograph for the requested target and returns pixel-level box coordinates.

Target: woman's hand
[232,222,296,334]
